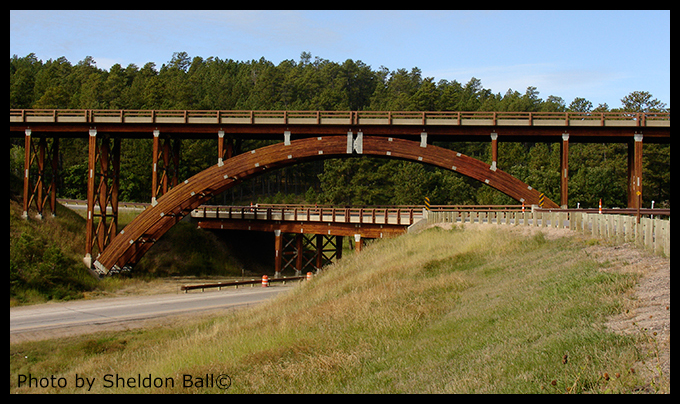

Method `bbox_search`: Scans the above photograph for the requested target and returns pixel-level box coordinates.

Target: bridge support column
[217,130,234,166]
[315,234,324,271]
[151,130,180,205]
[560,133,569,208]
[628,133,643,210]
[295,234,304,275]
[336,236,344,260]
[274,230,283,277]
[490,132,498,171]
[274,231,345,276]
[354,234,363,252]
[84,130,121,269]
[21,129,59,219]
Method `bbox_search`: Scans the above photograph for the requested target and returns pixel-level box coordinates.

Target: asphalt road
[10,286,292,342]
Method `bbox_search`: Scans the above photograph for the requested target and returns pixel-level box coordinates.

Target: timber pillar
[560,133,569,208]
[354,234,363,252]
[21,129,59,219]
[490,132,498,171]
[151,130,180,205]
[628,133,643,209]
[84,129,121,269]
[273,231,345,277]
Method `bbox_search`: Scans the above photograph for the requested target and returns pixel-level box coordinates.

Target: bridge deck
[191,205,424,226]
[192,205,424,239]
[10,109,670,127]
[10,109,670,143]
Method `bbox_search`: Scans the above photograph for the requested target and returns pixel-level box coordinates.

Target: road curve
[10,286,292,343]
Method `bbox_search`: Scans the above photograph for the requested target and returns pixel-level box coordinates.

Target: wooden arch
[93,135,557,275]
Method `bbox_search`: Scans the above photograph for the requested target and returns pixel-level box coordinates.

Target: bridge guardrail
[180,275,308,292]
[10,109,670,127]
[191,205,424,226]
[427,209,670,257]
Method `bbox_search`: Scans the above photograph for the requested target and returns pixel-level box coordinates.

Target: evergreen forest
[10,52,670,208]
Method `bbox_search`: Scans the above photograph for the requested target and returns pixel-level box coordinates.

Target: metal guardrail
[180,275,309,292]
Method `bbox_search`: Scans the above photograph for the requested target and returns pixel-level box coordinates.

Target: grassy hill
[11,224,665,393]
[9,196,98,304]
[9,168,246,306]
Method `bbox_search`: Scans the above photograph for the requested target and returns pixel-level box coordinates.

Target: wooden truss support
[84,130,121,269]
[273,231,344,277]
[151,130,180,204]
[21,129,59,219]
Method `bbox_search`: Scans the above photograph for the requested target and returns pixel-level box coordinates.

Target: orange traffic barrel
[261,275,269,287]
[306,272,313,281]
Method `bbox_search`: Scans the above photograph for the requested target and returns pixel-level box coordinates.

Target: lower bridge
[191,204,427,277]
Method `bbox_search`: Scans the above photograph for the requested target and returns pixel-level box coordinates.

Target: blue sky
[10,10,670,109]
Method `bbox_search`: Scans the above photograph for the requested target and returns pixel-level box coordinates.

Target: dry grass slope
[10,224,669,393]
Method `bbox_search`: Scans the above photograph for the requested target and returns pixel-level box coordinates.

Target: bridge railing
[10,109,670,127]
[191,204,425,226]
[427,209,670,257]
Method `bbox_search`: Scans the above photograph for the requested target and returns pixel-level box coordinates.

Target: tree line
[9,51,670,208]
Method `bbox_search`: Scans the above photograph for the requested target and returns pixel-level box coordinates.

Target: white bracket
[347,131,363,154]
[354,131,363,154]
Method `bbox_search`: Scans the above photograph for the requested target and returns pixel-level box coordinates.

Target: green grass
[10,225,656,393]
[9,195,245,305]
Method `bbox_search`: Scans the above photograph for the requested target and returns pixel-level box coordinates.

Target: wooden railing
[427,210,671,256]
[10,109,670,127]
[191,204,424,226]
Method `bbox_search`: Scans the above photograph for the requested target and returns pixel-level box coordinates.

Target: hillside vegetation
[11,225,666,393]
[10,170,245,306]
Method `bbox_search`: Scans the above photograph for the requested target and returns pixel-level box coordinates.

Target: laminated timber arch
[93,135,558,275]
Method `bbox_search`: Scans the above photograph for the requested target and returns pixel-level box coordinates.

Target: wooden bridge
[191,204,428,276]
[10,109,670,276]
